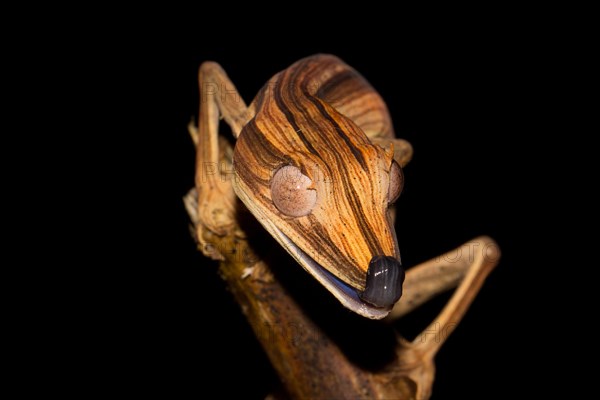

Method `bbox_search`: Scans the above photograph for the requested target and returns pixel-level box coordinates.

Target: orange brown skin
[232,55,408,318]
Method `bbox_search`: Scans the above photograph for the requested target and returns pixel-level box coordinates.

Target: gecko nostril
[359,256,405,308]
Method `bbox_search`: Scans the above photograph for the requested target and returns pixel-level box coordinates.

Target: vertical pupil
[271,166,317,217]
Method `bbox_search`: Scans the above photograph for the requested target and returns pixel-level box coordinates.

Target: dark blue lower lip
[317,258,362,299]
[272,228,393,318]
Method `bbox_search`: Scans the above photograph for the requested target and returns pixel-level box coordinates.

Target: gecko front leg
[193,62,253,259]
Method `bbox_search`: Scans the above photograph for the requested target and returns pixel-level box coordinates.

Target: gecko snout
[358,256,405,308]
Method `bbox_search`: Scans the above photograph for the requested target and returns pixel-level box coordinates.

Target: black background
[86,26,544,399]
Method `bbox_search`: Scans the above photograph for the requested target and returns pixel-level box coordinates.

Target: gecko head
[232,104,405,319]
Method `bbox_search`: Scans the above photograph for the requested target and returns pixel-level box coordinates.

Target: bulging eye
[388,161,404,204]
[271,165,317,217]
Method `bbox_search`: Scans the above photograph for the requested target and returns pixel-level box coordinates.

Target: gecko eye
[271,165,317,217]
[387,161,404,204]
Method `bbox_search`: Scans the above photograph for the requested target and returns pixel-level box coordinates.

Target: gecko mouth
[270,228,393,320]
[232,180,393,319]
